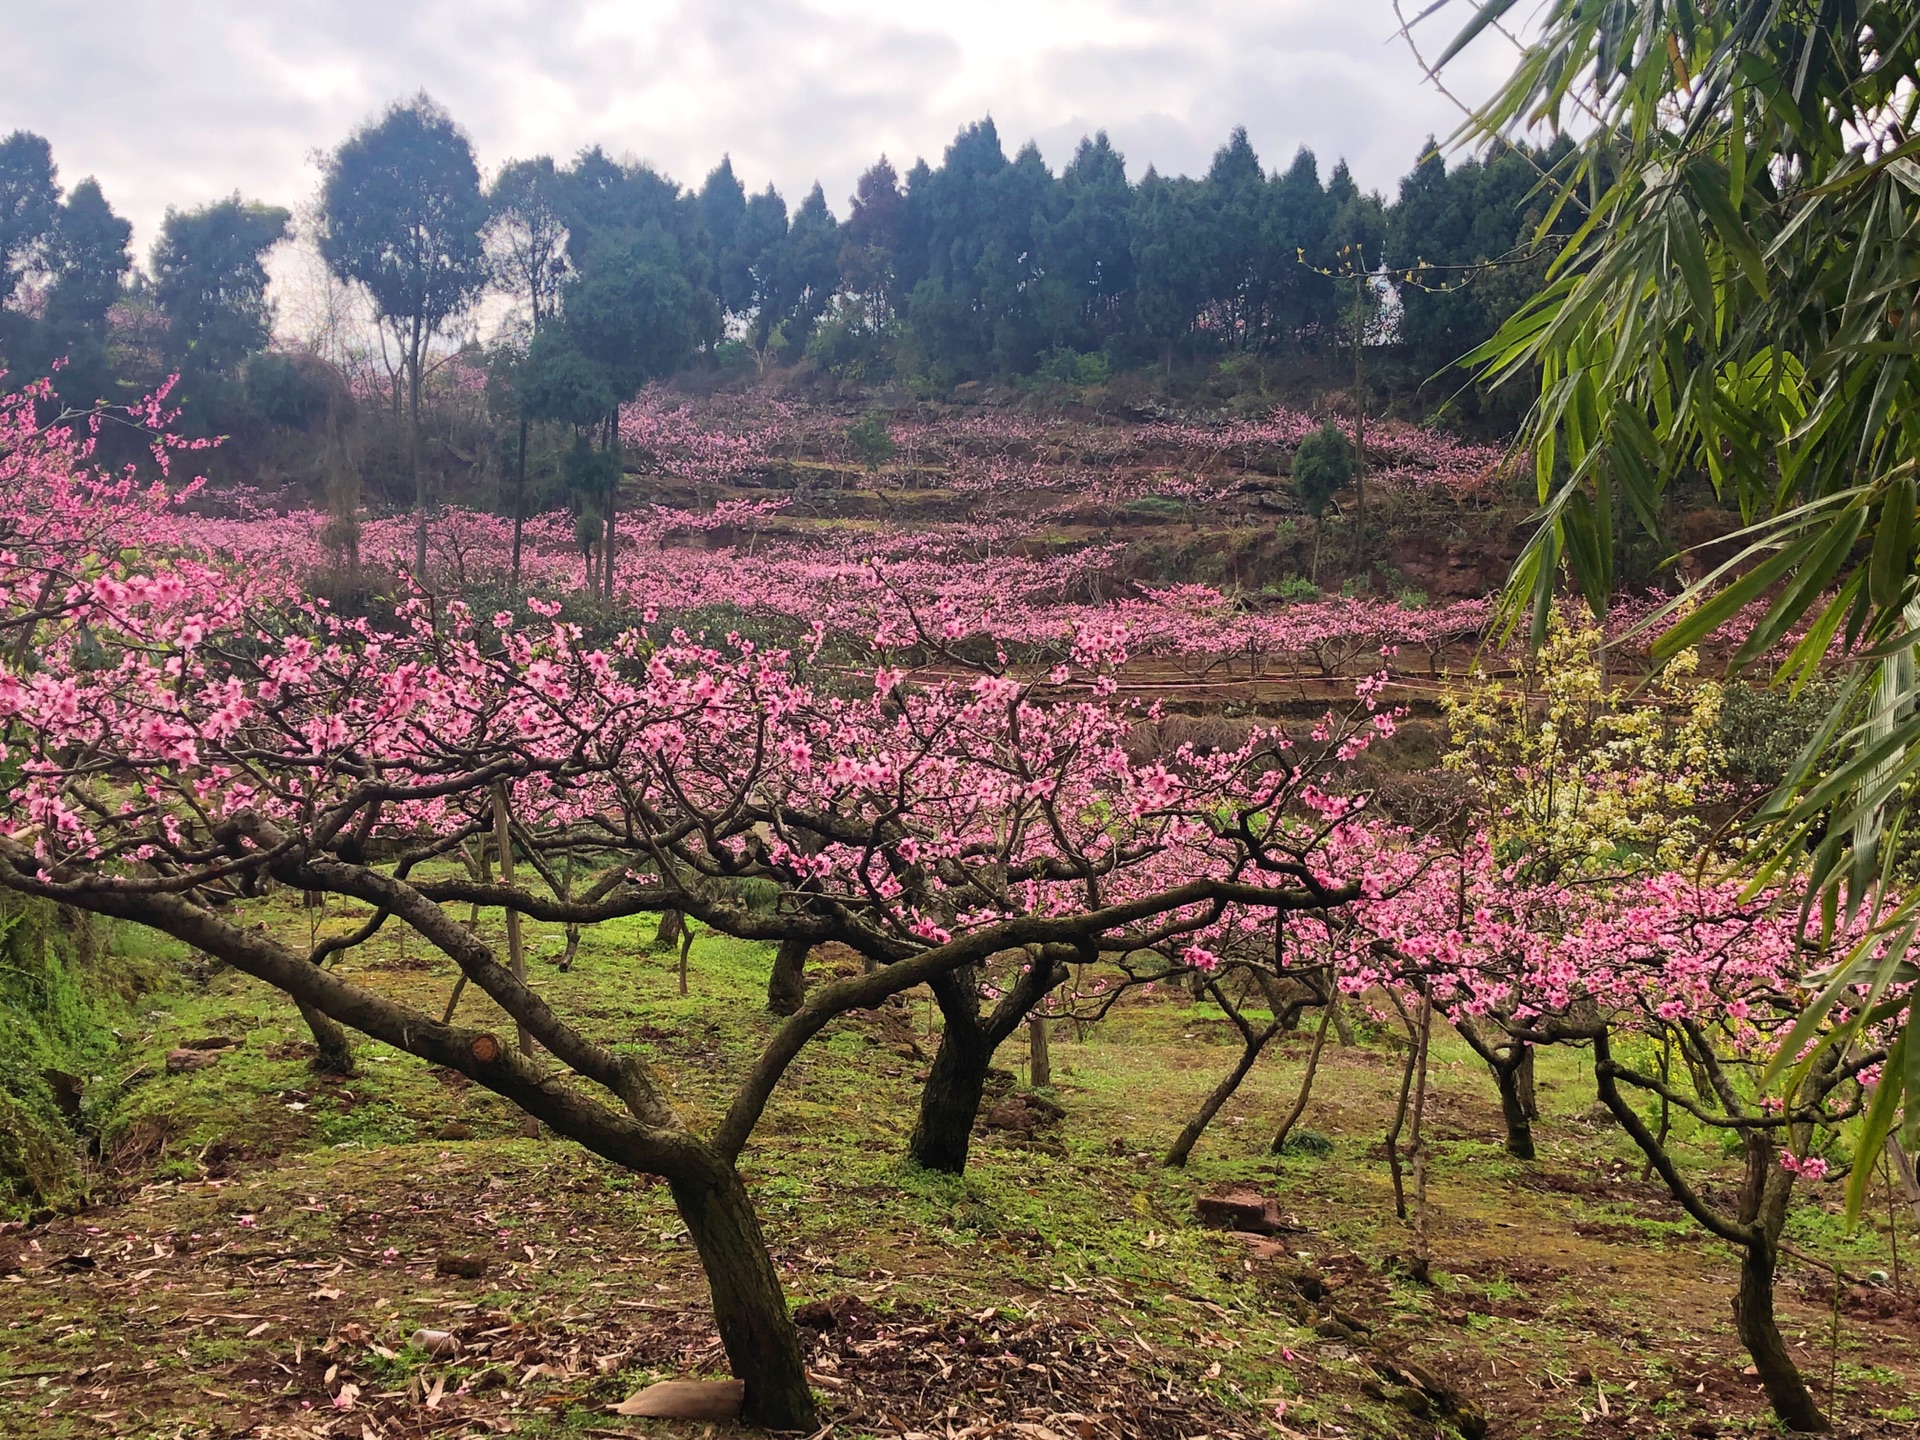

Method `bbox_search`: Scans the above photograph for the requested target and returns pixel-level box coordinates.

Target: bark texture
[298,999,356,1075]
[767,937,808,1016]
[906,952,1068,1174]
[1734,1239,1826,1432]
[907,994,994,1173]
[668,1168,818,1429]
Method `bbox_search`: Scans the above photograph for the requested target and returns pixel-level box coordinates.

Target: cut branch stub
[468,1032,504,1065]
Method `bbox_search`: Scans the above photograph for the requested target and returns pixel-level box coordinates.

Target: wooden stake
[493,781,531,1057]
[1028,1013,1051,1089]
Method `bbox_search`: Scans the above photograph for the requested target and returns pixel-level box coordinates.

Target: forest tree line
[0,95,1577,400]
[0,96,1572,543]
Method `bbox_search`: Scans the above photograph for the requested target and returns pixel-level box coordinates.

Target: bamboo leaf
[1846,1025,1909,1226]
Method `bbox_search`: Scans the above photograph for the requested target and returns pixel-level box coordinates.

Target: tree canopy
[151,196,290,378]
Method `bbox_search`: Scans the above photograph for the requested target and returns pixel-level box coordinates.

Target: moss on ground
[0,898,172,1217]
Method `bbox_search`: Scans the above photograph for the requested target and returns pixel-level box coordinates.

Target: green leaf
[1869,471,1916,608]
[1432,0,1527,69]
[1845,1024,1909,1226]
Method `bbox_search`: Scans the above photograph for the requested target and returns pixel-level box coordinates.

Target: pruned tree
[0,472,1371,1422]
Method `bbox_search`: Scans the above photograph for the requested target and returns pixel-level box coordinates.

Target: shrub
[806,308,894,383]
[846,411,896,470]
[1123,495,1187,519]
[1290,421,1354,520]
[1279,1128,1335,1157]
[1718,677,1846,788]
[1036,347,1111,388]
[243,352,333,431]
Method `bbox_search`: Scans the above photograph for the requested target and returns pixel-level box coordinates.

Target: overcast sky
[3,0,1518,265]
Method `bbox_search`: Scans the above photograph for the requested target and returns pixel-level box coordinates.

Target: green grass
[3,891,1917,1438]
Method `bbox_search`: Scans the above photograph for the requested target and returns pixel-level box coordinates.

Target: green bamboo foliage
[1436,0,1920,1214]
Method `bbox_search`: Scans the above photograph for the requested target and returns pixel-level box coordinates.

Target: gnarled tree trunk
[907,951,1068,1174]
[1270,997,1335,1154]
[907,975,995,1173]
[297,999,356,1075]
[1733,1235,1826,1432]
[767,937,808,1016]
[1458,1018,1537,1160]
[1493,1050,1536,1161]
[669,1165,817,1429]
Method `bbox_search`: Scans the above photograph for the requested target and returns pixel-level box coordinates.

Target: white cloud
[0,0,1519,261]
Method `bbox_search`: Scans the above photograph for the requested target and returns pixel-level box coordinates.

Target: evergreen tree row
[0,96,1575,453]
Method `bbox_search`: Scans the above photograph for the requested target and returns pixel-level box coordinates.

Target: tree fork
[1492,1049,1537,1161]
[1459,1020,1537,1160]
[1593,1031,1829,1432]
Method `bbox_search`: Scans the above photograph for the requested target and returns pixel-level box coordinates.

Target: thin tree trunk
[492,784,530,1057]
[410,325,427,581]
[767,937,807,1015]
[1166,1018,1279,1167]
[298,999,356,1075]
[1384,995,1419,1221]
[678,926,692,997]
[440,975,467,1025]
[1328,993,1356,1047]
[11,574,54,668]
[1884,1152,1906,1296]
[602,415,619,600]
[667,1167,819,1429]
[1645,1031,1673,1182]
[1271,1000,1334,1152]
[1028,1012,1051,1088]
[511,415,528,592]
[1407,992,1434,1282]
[491,784,538,1139]
[602,476,616,600]
[653,908,685,953]
[1351,272,1367,560]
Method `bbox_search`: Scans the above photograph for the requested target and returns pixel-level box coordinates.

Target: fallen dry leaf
[610,1378,745,1419]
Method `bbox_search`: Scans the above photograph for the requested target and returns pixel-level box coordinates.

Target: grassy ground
[3,894,1917,1440]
